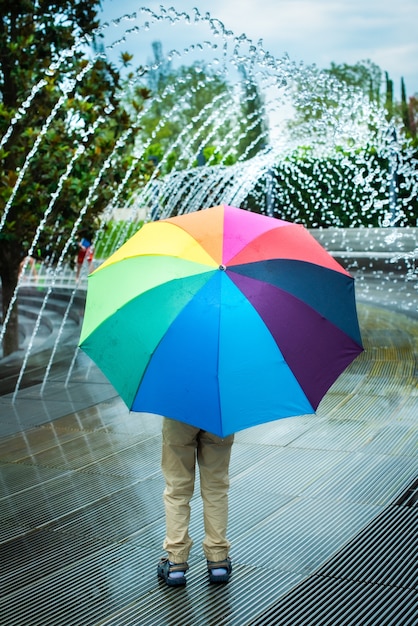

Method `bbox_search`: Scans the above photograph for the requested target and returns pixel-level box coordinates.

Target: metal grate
[248,497,418,625]
[1,273,417,626]
[248,576,417,625]
[317,506,418,589]
[394,477,418,508]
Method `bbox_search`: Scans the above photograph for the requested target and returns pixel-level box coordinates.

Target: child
[76,237,92,279]
[157,418,234,587]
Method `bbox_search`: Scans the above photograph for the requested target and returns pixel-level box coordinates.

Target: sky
[99,0,418,97]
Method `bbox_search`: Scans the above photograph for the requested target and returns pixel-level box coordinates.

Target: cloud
[100,0,418,94]
[206,0,418,92]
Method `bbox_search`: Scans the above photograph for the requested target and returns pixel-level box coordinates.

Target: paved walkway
[0,229,417,625]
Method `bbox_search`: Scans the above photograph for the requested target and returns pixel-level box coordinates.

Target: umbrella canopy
[79,205,363,437]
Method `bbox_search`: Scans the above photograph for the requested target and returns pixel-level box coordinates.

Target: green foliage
[0,0,151,353]
[93,219,143,258]
[122,50,268,174]
[194,145,222,166]
[0,1,151,259]
[236,65,269,159]
[325,60,383,104]
[291,60,414,138]
[242,147,418,228]
[406,96,418,142]
[128,61,236,173]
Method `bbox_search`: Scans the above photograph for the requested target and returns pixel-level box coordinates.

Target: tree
[123,42,269,176]
[289,60,418,137]
[237,65,269,159]
[385,71,394,120]
[132,58,236,172]
[326,60,383,104]
[394,78,417,143]
[327,63,415,140]
[0,1,150,355]
[407,95,418,140]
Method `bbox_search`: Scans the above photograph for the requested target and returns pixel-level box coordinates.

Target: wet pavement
[0,228,417,625]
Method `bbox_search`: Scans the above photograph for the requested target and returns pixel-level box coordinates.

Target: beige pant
[161,417,234,563]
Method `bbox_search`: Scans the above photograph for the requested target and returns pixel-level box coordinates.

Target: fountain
[1,8,418,626]
[0,5,417,403]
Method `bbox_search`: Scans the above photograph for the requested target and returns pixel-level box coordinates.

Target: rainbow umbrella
[79,205,363,437]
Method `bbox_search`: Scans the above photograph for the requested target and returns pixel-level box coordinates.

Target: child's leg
[161,418,199,563]
[197,430,234,562]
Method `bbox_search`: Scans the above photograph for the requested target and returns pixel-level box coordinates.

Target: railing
[17,259,101,290]
[16,227,418,292]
